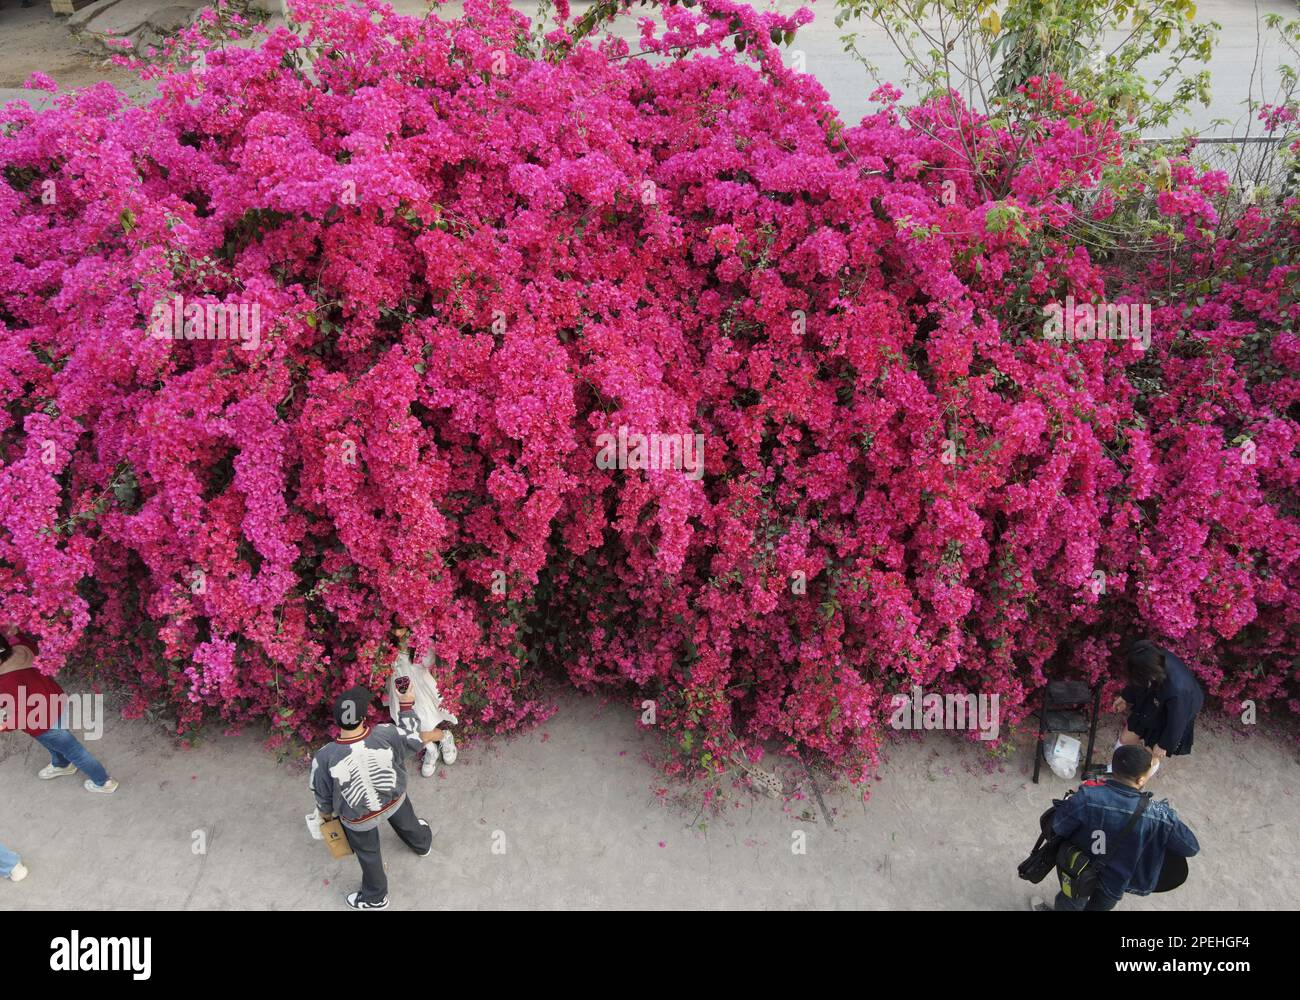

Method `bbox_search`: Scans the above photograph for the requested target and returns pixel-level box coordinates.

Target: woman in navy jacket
[1114,640,1205,762]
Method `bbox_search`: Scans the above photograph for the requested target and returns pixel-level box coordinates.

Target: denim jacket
[1052,779,1200,898]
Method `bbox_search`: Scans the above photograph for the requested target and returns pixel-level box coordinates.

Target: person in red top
[0,631,118,793]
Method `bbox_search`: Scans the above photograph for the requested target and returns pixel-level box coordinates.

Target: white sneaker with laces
[84,778,119,794]
[38,764,78,780]
[439,731,457,765]
[421,743,438,777]
[346,892,389,911]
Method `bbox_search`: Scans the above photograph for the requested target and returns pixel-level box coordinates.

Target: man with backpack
[1031,744,1200,910]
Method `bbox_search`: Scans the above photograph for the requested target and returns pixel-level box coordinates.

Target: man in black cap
[309,682,444,910]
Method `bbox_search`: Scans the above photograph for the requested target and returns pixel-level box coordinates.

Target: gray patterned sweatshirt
[309,708,425,831]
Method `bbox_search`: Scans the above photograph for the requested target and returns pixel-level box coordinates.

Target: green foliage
[836,0,1217,132]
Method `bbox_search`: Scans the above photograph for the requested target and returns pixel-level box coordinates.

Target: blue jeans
[34,726,110,786]
[0,842,19,878]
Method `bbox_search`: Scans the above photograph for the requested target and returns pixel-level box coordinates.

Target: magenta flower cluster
[0,0,1295,777]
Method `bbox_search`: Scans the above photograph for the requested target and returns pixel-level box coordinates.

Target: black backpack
[1018,793,1070,884]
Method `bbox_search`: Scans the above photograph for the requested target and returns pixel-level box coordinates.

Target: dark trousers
[342,797,431,902]
[1055,888,1122,911]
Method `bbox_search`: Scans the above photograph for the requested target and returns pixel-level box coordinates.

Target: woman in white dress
[386,643,458,777]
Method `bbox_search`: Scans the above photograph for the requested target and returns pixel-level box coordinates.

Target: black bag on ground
[1056,792,1150,902]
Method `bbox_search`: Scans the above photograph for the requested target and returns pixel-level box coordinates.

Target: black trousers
[1055,888,1122,911]
[342,797,432,902]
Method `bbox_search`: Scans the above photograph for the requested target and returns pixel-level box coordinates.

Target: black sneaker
[414,819,433,857]
[346,892,389,910]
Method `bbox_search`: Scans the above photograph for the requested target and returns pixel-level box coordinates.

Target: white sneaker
[38,763,78,780]
[346,892,389,911]
[7,863,27,883]
[420,744,438,777]
[439,731,457,765]
[84,778,118,794]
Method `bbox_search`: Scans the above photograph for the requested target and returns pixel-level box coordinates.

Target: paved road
[1,686,1295,909]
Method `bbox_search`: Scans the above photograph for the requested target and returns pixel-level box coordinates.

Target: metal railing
[1138,135,1291,190]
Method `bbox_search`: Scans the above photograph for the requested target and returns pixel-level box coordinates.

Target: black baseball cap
[332,685,373,728]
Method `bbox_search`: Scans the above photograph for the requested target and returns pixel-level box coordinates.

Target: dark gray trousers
[342,797,431,902]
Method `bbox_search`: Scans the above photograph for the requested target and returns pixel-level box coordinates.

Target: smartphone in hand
[395,676,412,695]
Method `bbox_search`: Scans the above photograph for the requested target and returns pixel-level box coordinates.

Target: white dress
[385,648,458,732]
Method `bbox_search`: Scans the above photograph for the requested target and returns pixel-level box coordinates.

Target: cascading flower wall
[0,0,1295,779]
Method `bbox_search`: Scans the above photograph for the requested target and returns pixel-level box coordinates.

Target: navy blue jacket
[1122,649,1204,755]
[1052,779,1200,899]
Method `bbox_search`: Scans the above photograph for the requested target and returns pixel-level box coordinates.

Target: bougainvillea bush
[0,0,1296,780]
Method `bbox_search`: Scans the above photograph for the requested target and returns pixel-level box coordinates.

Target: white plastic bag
[306,808,323,840]
[1045,733,1082,779]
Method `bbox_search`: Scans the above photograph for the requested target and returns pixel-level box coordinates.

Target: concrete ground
[1,685,1296,909]
[1,0,1297,135]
